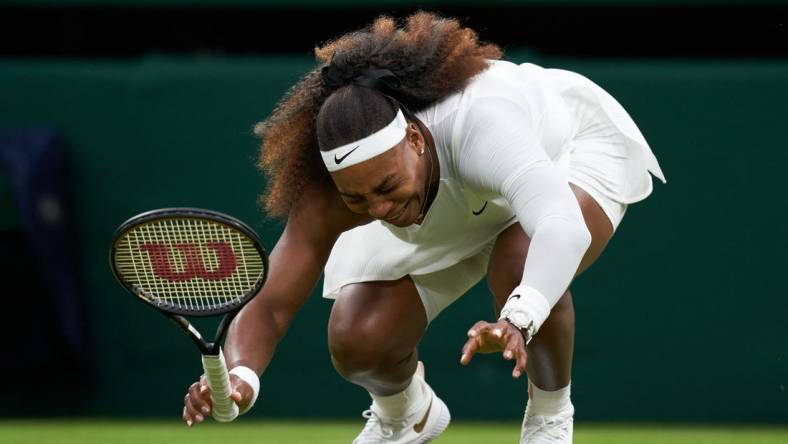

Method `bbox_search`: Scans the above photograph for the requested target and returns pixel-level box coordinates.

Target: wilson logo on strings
[140,242,237,281]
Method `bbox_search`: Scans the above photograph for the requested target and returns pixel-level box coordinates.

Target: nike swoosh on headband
[321,109,407,172]
[334,146,360,164]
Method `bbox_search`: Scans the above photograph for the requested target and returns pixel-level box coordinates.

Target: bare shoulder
[285,180,370,248]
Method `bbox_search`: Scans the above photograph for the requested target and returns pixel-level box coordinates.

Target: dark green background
[0,54,786,422]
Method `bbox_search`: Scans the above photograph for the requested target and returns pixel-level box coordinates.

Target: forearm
[220,181,364,377]
[488,155,591,336]
[223,299,285,376]
[520,215,591,304]
[223,230,334,375]
[500,216,591,338]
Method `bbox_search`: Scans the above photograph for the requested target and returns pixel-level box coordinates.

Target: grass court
[1,420,786,443]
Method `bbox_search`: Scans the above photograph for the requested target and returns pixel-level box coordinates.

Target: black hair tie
[355,68,416,119]
[353,68,402,96]
[321,65,409,115]
[320,63,403,94]
[321,63,356,89]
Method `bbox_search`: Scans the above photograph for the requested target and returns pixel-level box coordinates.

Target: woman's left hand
[460,320,528,378]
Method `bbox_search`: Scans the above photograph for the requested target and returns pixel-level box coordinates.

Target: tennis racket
[110,208,268,422]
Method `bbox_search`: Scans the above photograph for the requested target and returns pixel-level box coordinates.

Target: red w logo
[140,242,237,281]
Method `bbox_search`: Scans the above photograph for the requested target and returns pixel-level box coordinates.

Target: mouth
[385,201,410,223]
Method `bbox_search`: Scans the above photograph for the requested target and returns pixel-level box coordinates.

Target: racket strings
[113,217,264,312]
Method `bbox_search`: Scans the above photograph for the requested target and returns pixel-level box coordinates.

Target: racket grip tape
[201,348,240,422]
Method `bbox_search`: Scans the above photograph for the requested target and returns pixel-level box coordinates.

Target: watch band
[502,316,534,345]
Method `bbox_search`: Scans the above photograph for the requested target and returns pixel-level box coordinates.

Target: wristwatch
[502,317,534,345]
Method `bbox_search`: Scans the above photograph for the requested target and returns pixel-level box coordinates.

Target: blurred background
[0,0,786,437]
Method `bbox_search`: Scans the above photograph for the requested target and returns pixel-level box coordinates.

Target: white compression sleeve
[455,96,591,334]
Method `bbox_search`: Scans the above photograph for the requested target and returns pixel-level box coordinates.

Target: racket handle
[201,348,240,422]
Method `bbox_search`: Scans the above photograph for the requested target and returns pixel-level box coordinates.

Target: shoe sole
[415,395,451,444]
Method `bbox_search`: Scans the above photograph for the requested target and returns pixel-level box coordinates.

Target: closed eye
[375,178,402,196]
[379,185,397,195]
[343,195,364,204]
[339,174,400,202]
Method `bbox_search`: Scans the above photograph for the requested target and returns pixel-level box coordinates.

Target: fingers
[503,340,516,360]
[461,321,493,365]
[513,345,527,378]
[183,402,203,427]
[461,320,528,379]
[229,374,251,411]
[230,391,242,403]
[182,373,255,426]
[501,323,527,378]
[502,324,519,361]
[183,381,212,427]
[460,336,479,366]
[466,320,492,339]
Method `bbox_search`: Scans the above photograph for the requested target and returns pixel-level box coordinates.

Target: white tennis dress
[323,60,666,321]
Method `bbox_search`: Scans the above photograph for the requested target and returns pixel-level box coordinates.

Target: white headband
[321,109,407,172]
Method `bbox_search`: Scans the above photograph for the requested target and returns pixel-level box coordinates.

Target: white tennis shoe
[519,405,574,444]
[352,363,451,444]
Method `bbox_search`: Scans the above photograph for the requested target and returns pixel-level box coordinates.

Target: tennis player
[181,12,665,444]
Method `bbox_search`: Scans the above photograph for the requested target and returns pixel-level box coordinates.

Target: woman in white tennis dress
[181,13,665,444]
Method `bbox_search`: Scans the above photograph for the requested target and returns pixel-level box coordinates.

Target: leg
[329,276,452,442]
[328,276,427,395]
[487,184,614,389]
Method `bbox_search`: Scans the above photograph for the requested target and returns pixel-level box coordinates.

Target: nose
[367,198,395,219]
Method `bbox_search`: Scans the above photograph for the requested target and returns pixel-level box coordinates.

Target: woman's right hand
[182,374,254,426]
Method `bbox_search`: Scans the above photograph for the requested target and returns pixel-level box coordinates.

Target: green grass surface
[1,421,787,444]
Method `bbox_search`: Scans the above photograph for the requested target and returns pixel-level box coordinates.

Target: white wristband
[229,366,260,415]
[498,285,552,342]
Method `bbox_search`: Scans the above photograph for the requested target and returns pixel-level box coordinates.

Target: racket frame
[110,208,268,422]
[109,207,268,355]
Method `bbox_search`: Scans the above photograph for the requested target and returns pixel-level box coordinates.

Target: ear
[405,122,425,154]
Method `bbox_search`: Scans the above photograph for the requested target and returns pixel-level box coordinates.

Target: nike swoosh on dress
[472,201,488,216]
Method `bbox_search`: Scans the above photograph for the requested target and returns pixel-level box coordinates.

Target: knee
[328,312,391,375]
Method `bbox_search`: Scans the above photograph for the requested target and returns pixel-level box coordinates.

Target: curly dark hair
[254,12,502,218]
